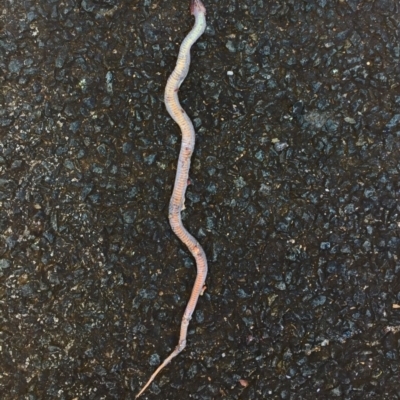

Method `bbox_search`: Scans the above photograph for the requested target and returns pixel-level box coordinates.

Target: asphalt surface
[0,0,399,399]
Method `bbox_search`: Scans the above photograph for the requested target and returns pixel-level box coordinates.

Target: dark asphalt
[0,0,399,399]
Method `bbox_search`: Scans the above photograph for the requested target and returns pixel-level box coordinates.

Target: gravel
[0,0,399,399]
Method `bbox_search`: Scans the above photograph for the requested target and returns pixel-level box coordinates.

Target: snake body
[136,1,207,397]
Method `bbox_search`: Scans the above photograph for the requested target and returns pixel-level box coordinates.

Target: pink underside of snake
[136,1,208,398]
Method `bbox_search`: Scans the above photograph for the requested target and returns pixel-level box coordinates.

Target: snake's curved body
[136,1,207,397]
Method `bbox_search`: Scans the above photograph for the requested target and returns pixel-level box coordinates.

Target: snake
[136,0,208,397]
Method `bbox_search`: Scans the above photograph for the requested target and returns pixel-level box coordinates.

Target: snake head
[190,0,206,16]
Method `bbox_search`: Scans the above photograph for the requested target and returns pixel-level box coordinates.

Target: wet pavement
[0,0,399,399]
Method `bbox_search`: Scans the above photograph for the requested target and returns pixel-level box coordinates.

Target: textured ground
[0,0,399,399]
